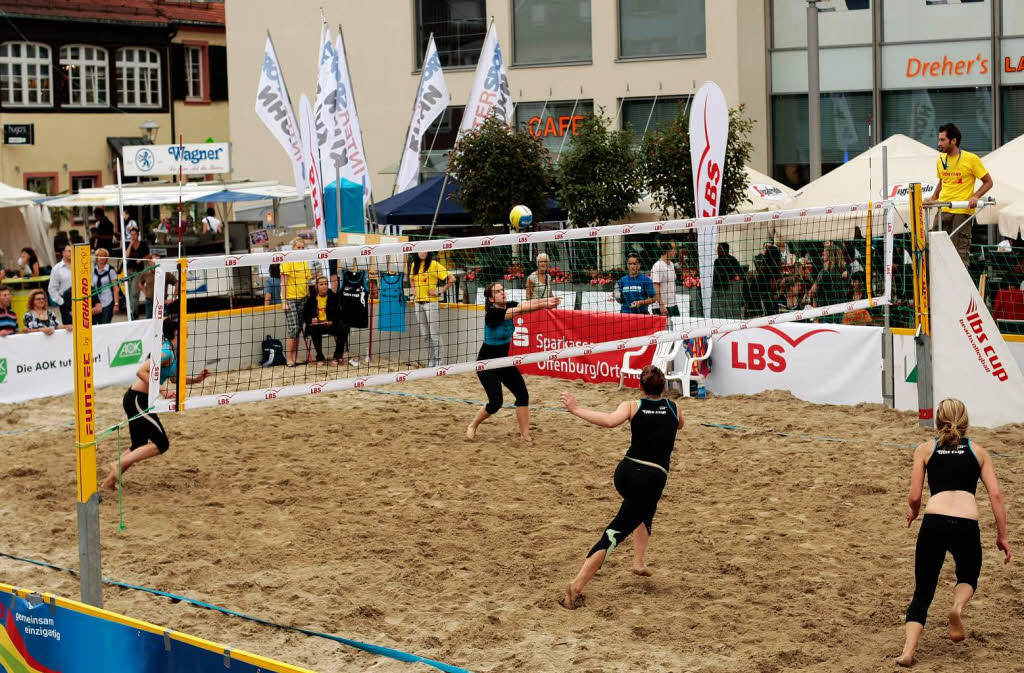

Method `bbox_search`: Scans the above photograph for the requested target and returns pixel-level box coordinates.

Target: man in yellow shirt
[924,123,994,267]
[279,237,313,366]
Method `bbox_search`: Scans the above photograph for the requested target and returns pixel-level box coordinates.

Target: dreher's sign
[123,143,232,176]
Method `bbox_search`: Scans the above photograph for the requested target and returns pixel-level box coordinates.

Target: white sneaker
[348,358,360,368]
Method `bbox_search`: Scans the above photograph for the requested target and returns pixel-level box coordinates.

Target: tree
[556,109,644,227]
[447,116,554,226]
[641,103,755,219]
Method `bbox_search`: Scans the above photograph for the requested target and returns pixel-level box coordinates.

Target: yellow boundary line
[0,583,315,673]
[189,304,282,321]
[890,326,1024,342]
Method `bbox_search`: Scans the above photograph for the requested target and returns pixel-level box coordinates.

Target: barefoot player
[897,399,1011,666]
[558,365,682,609]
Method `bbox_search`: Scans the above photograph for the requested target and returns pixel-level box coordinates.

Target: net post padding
[147,265,168,413]
[176,259,189,412]
[150,202,895,413]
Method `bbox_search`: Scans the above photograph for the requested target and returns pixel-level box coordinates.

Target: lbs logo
[731,326,836,372]
[441,240,455,250]
[394,372,410,382]
[480,237,494,247]
[402,243,415,253]
[353,378,369,388]
[309,384,324,394]
[360,246,374,256]
[272,253,285,263]
[225,256,240,266]
[475,362,487,372]
[264,388,281,399]
[960,299,1009,381]
[217,394,235,406]
[317,251,329,260]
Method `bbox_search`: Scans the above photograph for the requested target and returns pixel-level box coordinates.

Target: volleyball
[509,205,533,231]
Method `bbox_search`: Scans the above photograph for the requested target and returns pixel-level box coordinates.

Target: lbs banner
[0,583,312,673]
[0,320,153,404]
[509,309,666,386]
[707,322,883,406]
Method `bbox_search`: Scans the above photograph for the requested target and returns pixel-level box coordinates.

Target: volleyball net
[148,201,896,412]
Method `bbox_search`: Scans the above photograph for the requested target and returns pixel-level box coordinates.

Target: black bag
[260,334,286,366]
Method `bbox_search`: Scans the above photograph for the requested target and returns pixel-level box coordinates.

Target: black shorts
[123,389,170,453]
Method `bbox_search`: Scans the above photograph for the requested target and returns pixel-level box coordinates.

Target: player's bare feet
[520,432,532,443]
[949,607,966,642]
[559,582,584,610]
[632,566,652,577]
[100,463,119,491]
[895,653,914,667]
[466,424,477,440]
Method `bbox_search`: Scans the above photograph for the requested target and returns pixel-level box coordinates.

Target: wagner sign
[123,143,232,176]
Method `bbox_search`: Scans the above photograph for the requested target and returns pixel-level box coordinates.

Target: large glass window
[621,96,688,136]
[416,0,486,68]
[883,88,993,153]
[421,106,464,177]
[59,44,107,106]
[772,0,871,49]
[772,92,873,188]
[514,0,591,65]
[1001,87,1024,144]
[0,42,52,106]
[619,0,705,59]
[1006,2,1024,35]
[884,0,990,43]
[515,100,594,155]
[116,47,161,107]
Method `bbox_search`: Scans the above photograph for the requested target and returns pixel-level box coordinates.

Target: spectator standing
[651,242,679,317]
[713,242,745,318]
[139,252,177,319]
[201,207,223,235]
[122,208,138,235]
[409,251,453,368]
[93,207,116,251]
[805,246,850,324]
[0,284,18,335]
[22,289,62,334]
[17,247,40,277]
[924,123,994,267]
[92,248,120,324]
[48,244,74,325]
[279,238,313,366]
[124,226,149,317]
[615,253,656,314]
[526,253,553,300]
[263,263,282,306]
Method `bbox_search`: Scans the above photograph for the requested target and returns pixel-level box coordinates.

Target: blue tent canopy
[372,174,567,226]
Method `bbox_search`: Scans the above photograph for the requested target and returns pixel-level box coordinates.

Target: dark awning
[106,137,147,156]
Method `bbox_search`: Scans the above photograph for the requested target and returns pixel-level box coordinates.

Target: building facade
[226,0,770,202]
[0,0,228,220]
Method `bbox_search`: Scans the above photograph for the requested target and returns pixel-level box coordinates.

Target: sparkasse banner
[123,143,231,176]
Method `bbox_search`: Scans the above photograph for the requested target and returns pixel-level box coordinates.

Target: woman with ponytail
[897,399,1012,666]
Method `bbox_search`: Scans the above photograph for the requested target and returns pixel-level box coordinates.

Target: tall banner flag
[314,20,340,187]
[396,35,450,194]
[689,81,729,319]
[255,34,306,195]
[459,20,513,135]
[299,93,327,250]
[334,31,372,207]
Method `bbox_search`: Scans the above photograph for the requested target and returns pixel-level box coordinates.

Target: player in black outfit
[559,365,683,610]
[466,281,560,442]
[897,398,1011,667]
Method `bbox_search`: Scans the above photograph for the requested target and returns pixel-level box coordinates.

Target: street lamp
[139,119,159,144]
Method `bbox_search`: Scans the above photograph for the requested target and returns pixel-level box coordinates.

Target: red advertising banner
[509,309,666,387]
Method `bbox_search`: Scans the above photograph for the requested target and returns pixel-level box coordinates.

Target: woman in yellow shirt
[279,237,313,366]
[409,251,453,368]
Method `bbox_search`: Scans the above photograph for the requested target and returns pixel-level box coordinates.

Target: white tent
[40,180,298,207]
[975,133,1024,238]
[997,200,1024,240]
[0,182,53,267]
[740,166,795,213]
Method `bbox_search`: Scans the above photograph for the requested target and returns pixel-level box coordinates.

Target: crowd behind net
[147,202,895,412]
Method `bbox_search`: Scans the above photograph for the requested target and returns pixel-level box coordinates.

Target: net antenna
[150,201,896,413]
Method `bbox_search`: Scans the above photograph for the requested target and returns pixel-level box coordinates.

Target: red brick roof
[0,0,224,27]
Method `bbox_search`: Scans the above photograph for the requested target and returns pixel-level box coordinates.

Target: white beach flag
[255,34,306,195]
[299,94,327,250]
[395,35,450,194]
[459,21,513,135]
[334,32,372,207]
[313,20,342,188]
[689,81,729,319]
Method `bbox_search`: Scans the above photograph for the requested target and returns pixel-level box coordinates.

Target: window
[1006,2,1024,35]
[71,173,101,224]
[514,0,591,65]
[416,0,487,68]
[421,107,464,177]
[621,96,689,137]
[0,42,52,106]
[619,0,705,59]
[1003,88,1024,144]
[883,0,989,43]
[185,46,204,100]
[883,88,992,153]
[25,174,56,196]
[60,45,107,106]
[772,0,872,49]
[772,92,873,189]
[116,47,161,107]
[515,100,595,155]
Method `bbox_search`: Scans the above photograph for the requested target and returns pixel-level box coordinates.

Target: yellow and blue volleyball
[509,205,533,231]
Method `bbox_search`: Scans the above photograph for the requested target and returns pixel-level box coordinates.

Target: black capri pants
[588,459,668,560]
[476,366,529,414]
[906,513,982,625]
[123,389,170,454]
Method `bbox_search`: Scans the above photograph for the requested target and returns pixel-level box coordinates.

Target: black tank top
[926,437,981,495]
[340,271,368,328]
[625,398,679,472]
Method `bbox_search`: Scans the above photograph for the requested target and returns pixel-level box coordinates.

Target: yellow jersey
[410,260,450,303]
[316,295,328,322]
[280,261,312,300]
[936,150,987,215]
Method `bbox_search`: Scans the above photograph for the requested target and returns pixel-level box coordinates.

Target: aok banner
[509,309,666,386]
[707,322,883,406]
[0,320,153,404]
[0,583,312,673]
[123,143,232,176]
